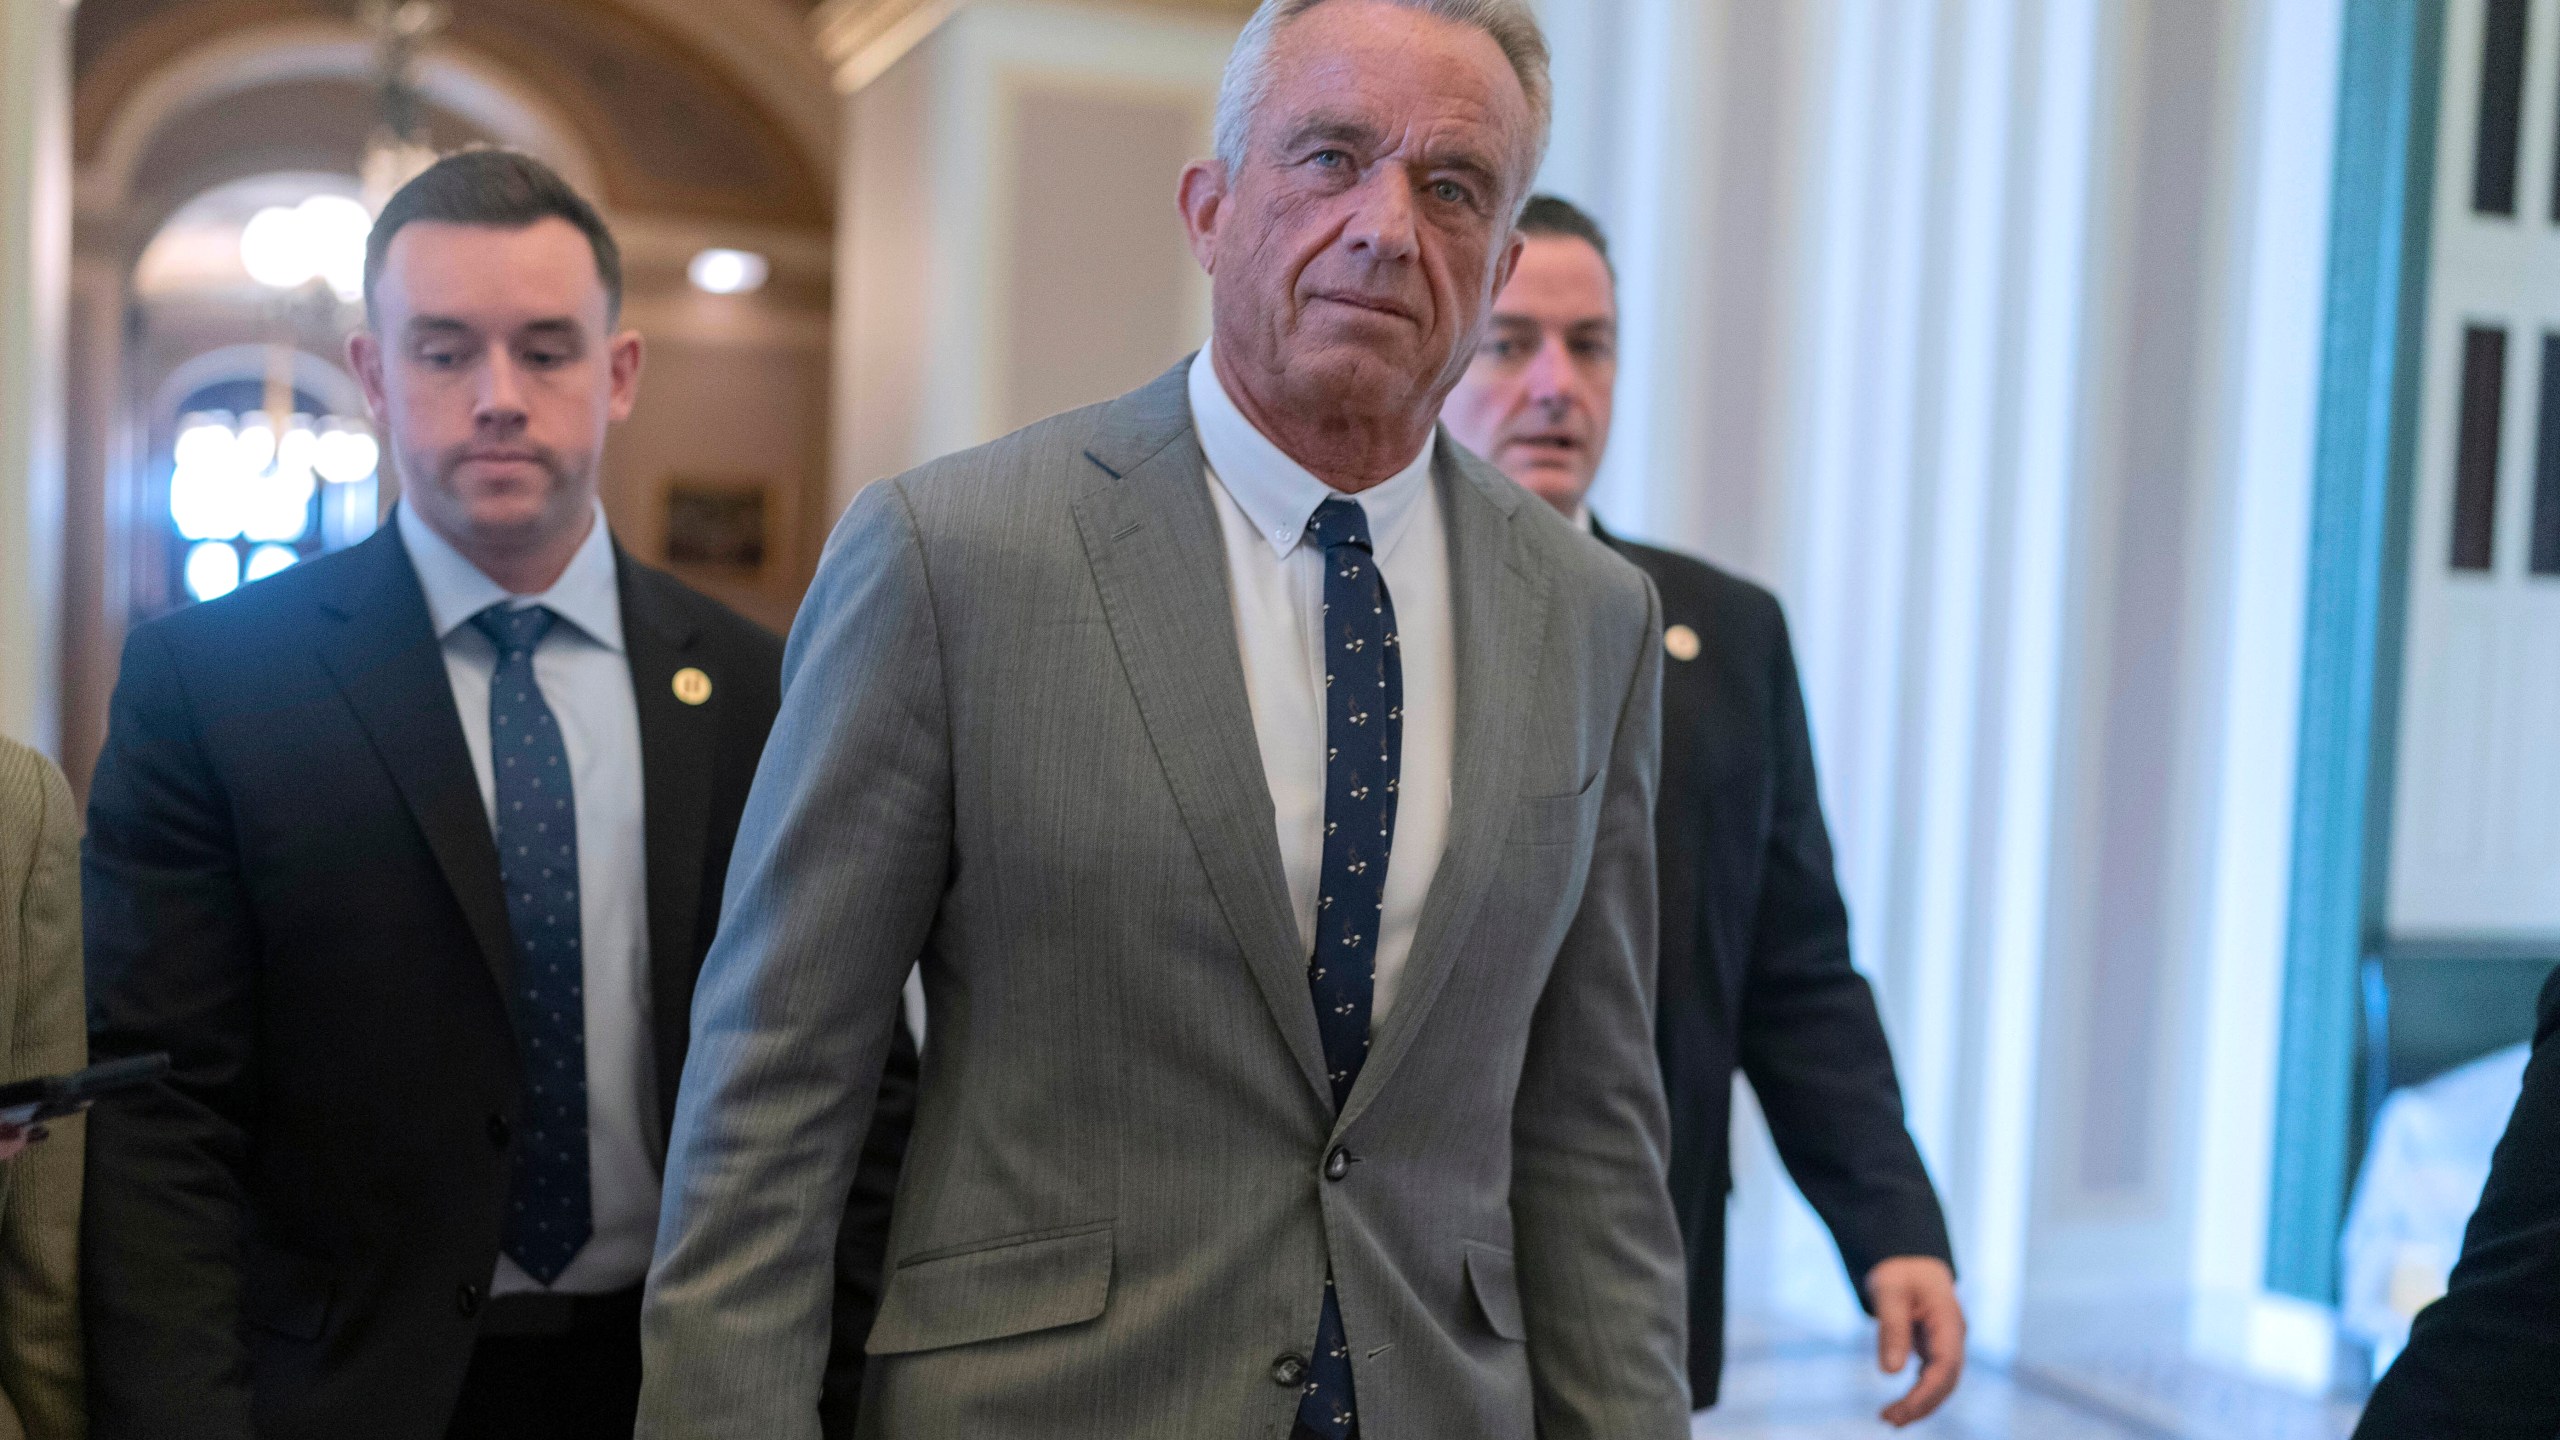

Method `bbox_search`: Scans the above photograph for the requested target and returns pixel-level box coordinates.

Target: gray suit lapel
[1069,363,1335,1109]
[1339,445,1549,1133]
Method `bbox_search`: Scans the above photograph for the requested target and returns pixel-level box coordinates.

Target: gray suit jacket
[638,362,1689,1439]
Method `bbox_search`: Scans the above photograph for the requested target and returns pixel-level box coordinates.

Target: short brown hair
[364,149,623,322]
[1516,194,1612,282]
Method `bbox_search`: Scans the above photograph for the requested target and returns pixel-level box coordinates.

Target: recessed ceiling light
[688,248,770,296]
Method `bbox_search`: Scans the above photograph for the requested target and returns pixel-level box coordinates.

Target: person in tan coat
[0,736,85,1438]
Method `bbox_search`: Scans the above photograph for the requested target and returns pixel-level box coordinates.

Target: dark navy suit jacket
[80,524,916,1439]
[1599,523,1952,1407]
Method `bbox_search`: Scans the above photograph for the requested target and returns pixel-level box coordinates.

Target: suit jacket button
[1324,1146,1350,1182]
[1271,1353,1308,1387]
[486,1114,511,1148]
[456,1283,483,1318]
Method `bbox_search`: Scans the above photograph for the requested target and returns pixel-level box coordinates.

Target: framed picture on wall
[663,477,769,573]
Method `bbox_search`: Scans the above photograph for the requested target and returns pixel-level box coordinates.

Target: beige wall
[832,0,1231,515]
[605,322,834,636]
[999,82,1206,435]
[1,0,73,754]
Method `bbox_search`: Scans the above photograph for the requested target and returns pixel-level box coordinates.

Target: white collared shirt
[396,500,658,1296]
[1189,346,1454,1024]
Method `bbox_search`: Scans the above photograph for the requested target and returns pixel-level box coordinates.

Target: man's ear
[1489,228,1526,302]
[347,328,389,419]
[1177,159,1228,275]
[607,328,645,424]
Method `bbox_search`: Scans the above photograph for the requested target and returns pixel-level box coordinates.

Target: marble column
[0,0,73,753]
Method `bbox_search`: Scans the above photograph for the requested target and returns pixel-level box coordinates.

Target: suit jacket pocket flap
[1508,770,1603,848]
[1463,1243,1525,1341]
[866,1223,1113,1356]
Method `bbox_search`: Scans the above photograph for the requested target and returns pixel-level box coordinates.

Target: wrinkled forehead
[1257,4,1537,187]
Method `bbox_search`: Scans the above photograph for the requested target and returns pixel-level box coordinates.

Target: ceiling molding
[600,0,838,177]
[813,0,1254,93]
[812,0,958,94]
[78,21,606,220]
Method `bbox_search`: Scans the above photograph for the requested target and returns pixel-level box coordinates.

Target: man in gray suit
[637,2,1689,1436]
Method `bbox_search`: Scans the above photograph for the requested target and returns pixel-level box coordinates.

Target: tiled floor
[1694,1315,2368,1440]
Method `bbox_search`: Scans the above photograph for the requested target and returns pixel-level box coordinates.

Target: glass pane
[2454,324,2508,572]
[2478,0,2528,215]
[2535,334,2560,573]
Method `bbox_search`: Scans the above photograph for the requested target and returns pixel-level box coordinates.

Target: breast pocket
[1507,770,1603,848]
[864,1222,1113,1356]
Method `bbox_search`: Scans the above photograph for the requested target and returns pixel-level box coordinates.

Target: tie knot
[472,603,557,658]
[1304,497,1375,555]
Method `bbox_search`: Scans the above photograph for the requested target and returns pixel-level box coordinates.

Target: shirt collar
[396,498,625,655]
[1188,345,1436,560]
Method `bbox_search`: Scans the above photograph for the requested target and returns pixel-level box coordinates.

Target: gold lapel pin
[672,667,713,705]
[1663,624,1701,662]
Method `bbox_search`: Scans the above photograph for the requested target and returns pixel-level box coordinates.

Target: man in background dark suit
[2354,963,2560,1439]
[1443,195,1963,1426]
[80,151,914,1440]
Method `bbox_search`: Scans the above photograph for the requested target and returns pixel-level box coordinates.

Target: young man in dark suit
[2353,963,2560,1439]
[80,151,916,1440]
[1443,195,1964,1425]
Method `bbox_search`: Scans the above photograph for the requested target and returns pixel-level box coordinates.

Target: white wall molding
[2181,0,2342,1369]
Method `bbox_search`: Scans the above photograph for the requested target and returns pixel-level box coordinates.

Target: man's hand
[0,1121,49,1163]
[1865,1255,1964,1426]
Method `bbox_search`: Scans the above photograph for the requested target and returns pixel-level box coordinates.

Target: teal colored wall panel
[2267,0,2442,1303]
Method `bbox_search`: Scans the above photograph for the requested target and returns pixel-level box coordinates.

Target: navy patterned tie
[1297,497,1401,1440]
[475,603,591,1286]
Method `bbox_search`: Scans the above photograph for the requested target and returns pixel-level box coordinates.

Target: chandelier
[172,2,445,604]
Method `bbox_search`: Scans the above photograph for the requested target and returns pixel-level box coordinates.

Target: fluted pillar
[1537,0,2350,1386]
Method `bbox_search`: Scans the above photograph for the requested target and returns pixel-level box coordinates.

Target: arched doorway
[58,1,839,792]
[127,174,384,621]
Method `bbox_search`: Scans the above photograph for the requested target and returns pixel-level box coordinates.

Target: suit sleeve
[80,624,262,1440]
[817,1011,919,1438]
[638,479,952,1440]
[2354,970,2560,1439]
[1510,577,1691,1437]
[1734,606,1952,1294]
[0,752,87,1438]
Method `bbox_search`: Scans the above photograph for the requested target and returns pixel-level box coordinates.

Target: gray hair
[1212,0,1552,208]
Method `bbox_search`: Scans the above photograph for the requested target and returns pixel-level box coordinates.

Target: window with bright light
[163,379,380,607]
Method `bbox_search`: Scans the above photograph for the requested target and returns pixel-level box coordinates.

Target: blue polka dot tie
[474,603,591,1286]
[1297,497,1401,1440]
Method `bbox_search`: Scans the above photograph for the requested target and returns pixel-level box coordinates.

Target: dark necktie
[474,603,592,1286]
[1297,497,1402,1440]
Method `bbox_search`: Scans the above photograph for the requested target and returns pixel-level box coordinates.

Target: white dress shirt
[1189,346,1455,1023]
[396,501,659,1296]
